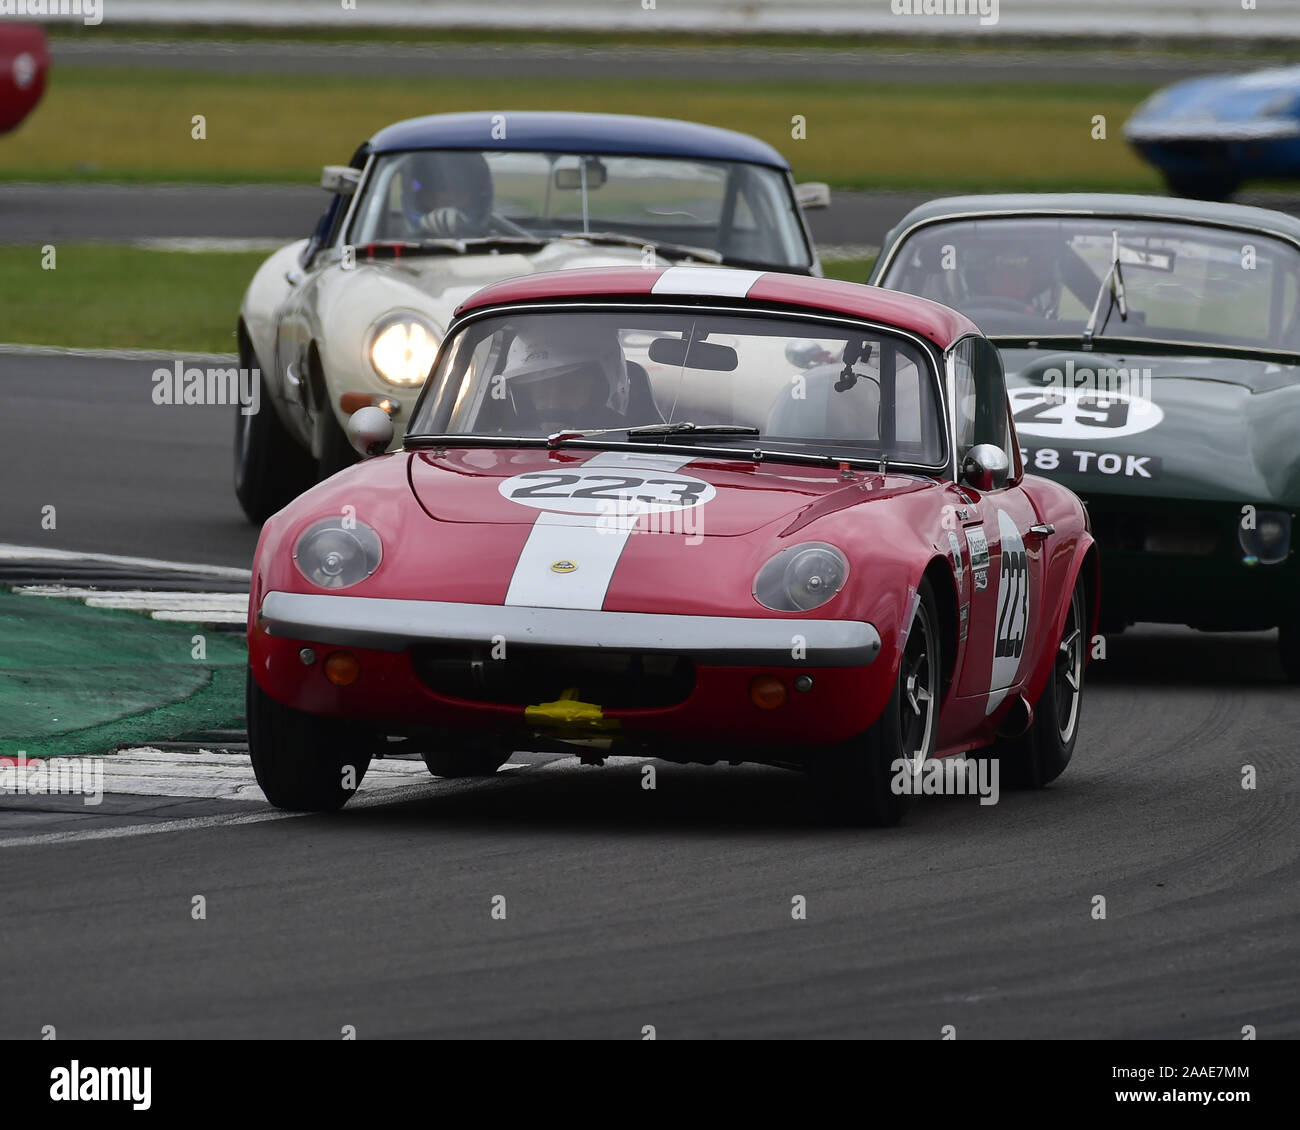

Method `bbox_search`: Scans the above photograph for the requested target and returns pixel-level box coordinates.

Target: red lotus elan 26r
[247,266,1098,825]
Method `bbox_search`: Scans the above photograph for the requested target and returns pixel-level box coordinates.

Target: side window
[949,335,1011,470]
[950,338,978,459]
[970,336,1010,463]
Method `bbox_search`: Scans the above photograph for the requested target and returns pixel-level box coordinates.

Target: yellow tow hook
[524,687,617,735]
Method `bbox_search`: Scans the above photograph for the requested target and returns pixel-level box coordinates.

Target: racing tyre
[420,748,511,778]
[1280,619,1300,683]
[246,671,374,811]
[233,343,315,523]
[991,580,1086,789]
[810,578,941,827]
[316,405,360,483]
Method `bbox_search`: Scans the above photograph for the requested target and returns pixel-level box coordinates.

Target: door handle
[1026,523,1055,541]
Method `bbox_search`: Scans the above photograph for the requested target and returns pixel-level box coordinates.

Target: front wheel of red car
[1280,619,1300,684]
[810,578,941,827]
[246,671,374,811]
[989,581,1086,790]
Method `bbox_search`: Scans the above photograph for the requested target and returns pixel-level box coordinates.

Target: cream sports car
[234,110,827,522]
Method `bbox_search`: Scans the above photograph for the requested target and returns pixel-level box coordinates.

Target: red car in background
[0,23,47,134]
[247,266,1098,825]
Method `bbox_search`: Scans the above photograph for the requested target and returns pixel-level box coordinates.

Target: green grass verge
[0,244,264,353]
[0,590,246,757]
[0,244,881,354]
[3,66,1164,191]
[821,256,876,284]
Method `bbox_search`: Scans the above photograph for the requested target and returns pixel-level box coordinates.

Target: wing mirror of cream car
[961,443,1011,492]
[321,165,361,196]
[347,406,395,458]
[795,182,831,210]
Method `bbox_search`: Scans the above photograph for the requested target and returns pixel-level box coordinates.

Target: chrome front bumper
[259,591,881,668]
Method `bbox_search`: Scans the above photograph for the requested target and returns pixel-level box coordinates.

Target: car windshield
[408,309,946,467]
[879,216,1300,354]
[346,150,812,270]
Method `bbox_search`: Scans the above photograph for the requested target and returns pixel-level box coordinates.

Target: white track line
[150,610,247,624]
[14,586,249,623]
[0,544,250,581]
[0,344,238,363]
[18,587,247,610]
[91,747,429,802]
[0,809,303,850]
[129,237,287,253]
[0,758,549,851]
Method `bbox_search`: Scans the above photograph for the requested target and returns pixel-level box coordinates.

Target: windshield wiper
[626,422,759,439]
[543,422,758,447]
[545,426,630,447]
[556,231,723,264]
[1081,229,1129,349]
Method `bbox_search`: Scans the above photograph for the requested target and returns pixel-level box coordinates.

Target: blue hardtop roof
[366,111,791,170]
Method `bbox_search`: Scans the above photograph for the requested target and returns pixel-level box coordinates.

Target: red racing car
[247,266,1098,825]
[0,24,47,135]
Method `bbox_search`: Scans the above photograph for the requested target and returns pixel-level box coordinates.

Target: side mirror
[795,182,831,210]
[961,443,1010,492]
[346,405,395,458]
[321,165,360,196]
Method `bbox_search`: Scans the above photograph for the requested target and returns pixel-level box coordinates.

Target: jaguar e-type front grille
[1091,510,1220,557]
[410,644,696,708]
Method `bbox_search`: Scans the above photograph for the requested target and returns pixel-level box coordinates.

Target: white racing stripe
[651,265,764,297]
[504,452,695,610]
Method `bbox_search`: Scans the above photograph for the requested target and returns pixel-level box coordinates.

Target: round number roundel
[499,465,716,516]
[1010,386,1163,439]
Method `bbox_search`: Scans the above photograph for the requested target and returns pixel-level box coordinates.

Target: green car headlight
[293,517,383,589]
[753,542,849,612]
[369,312,441,387]
[1238,510,1292,566]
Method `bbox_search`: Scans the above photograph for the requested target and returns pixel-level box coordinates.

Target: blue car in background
[1125,65,1300,201]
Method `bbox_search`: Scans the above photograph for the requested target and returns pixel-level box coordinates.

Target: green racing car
[872,194,1300,680]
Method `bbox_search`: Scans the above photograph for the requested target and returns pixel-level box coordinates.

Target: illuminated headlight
[368,313,440,387]
[293,517,383,589]
[753,542,849,612]
[1238,510,1292,566]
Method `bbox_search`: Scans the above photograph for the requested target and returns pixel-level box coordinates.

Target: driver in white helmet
[496,323,632,434]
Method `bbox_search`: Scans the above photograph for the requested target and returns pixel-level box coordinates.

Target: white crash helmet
[500,323,631,416]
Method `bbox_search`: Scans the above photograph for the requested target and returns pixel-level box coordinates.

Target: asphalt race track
[0,632,1294,1038]
[6,182,1298,255]
[0,354,258,569]
[0,347,1295,1037]
[0,182,910,250]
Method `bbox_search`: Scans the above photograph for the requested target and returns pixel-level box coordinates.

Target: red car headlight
[753,542,849,612]
[293,517,383,589]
